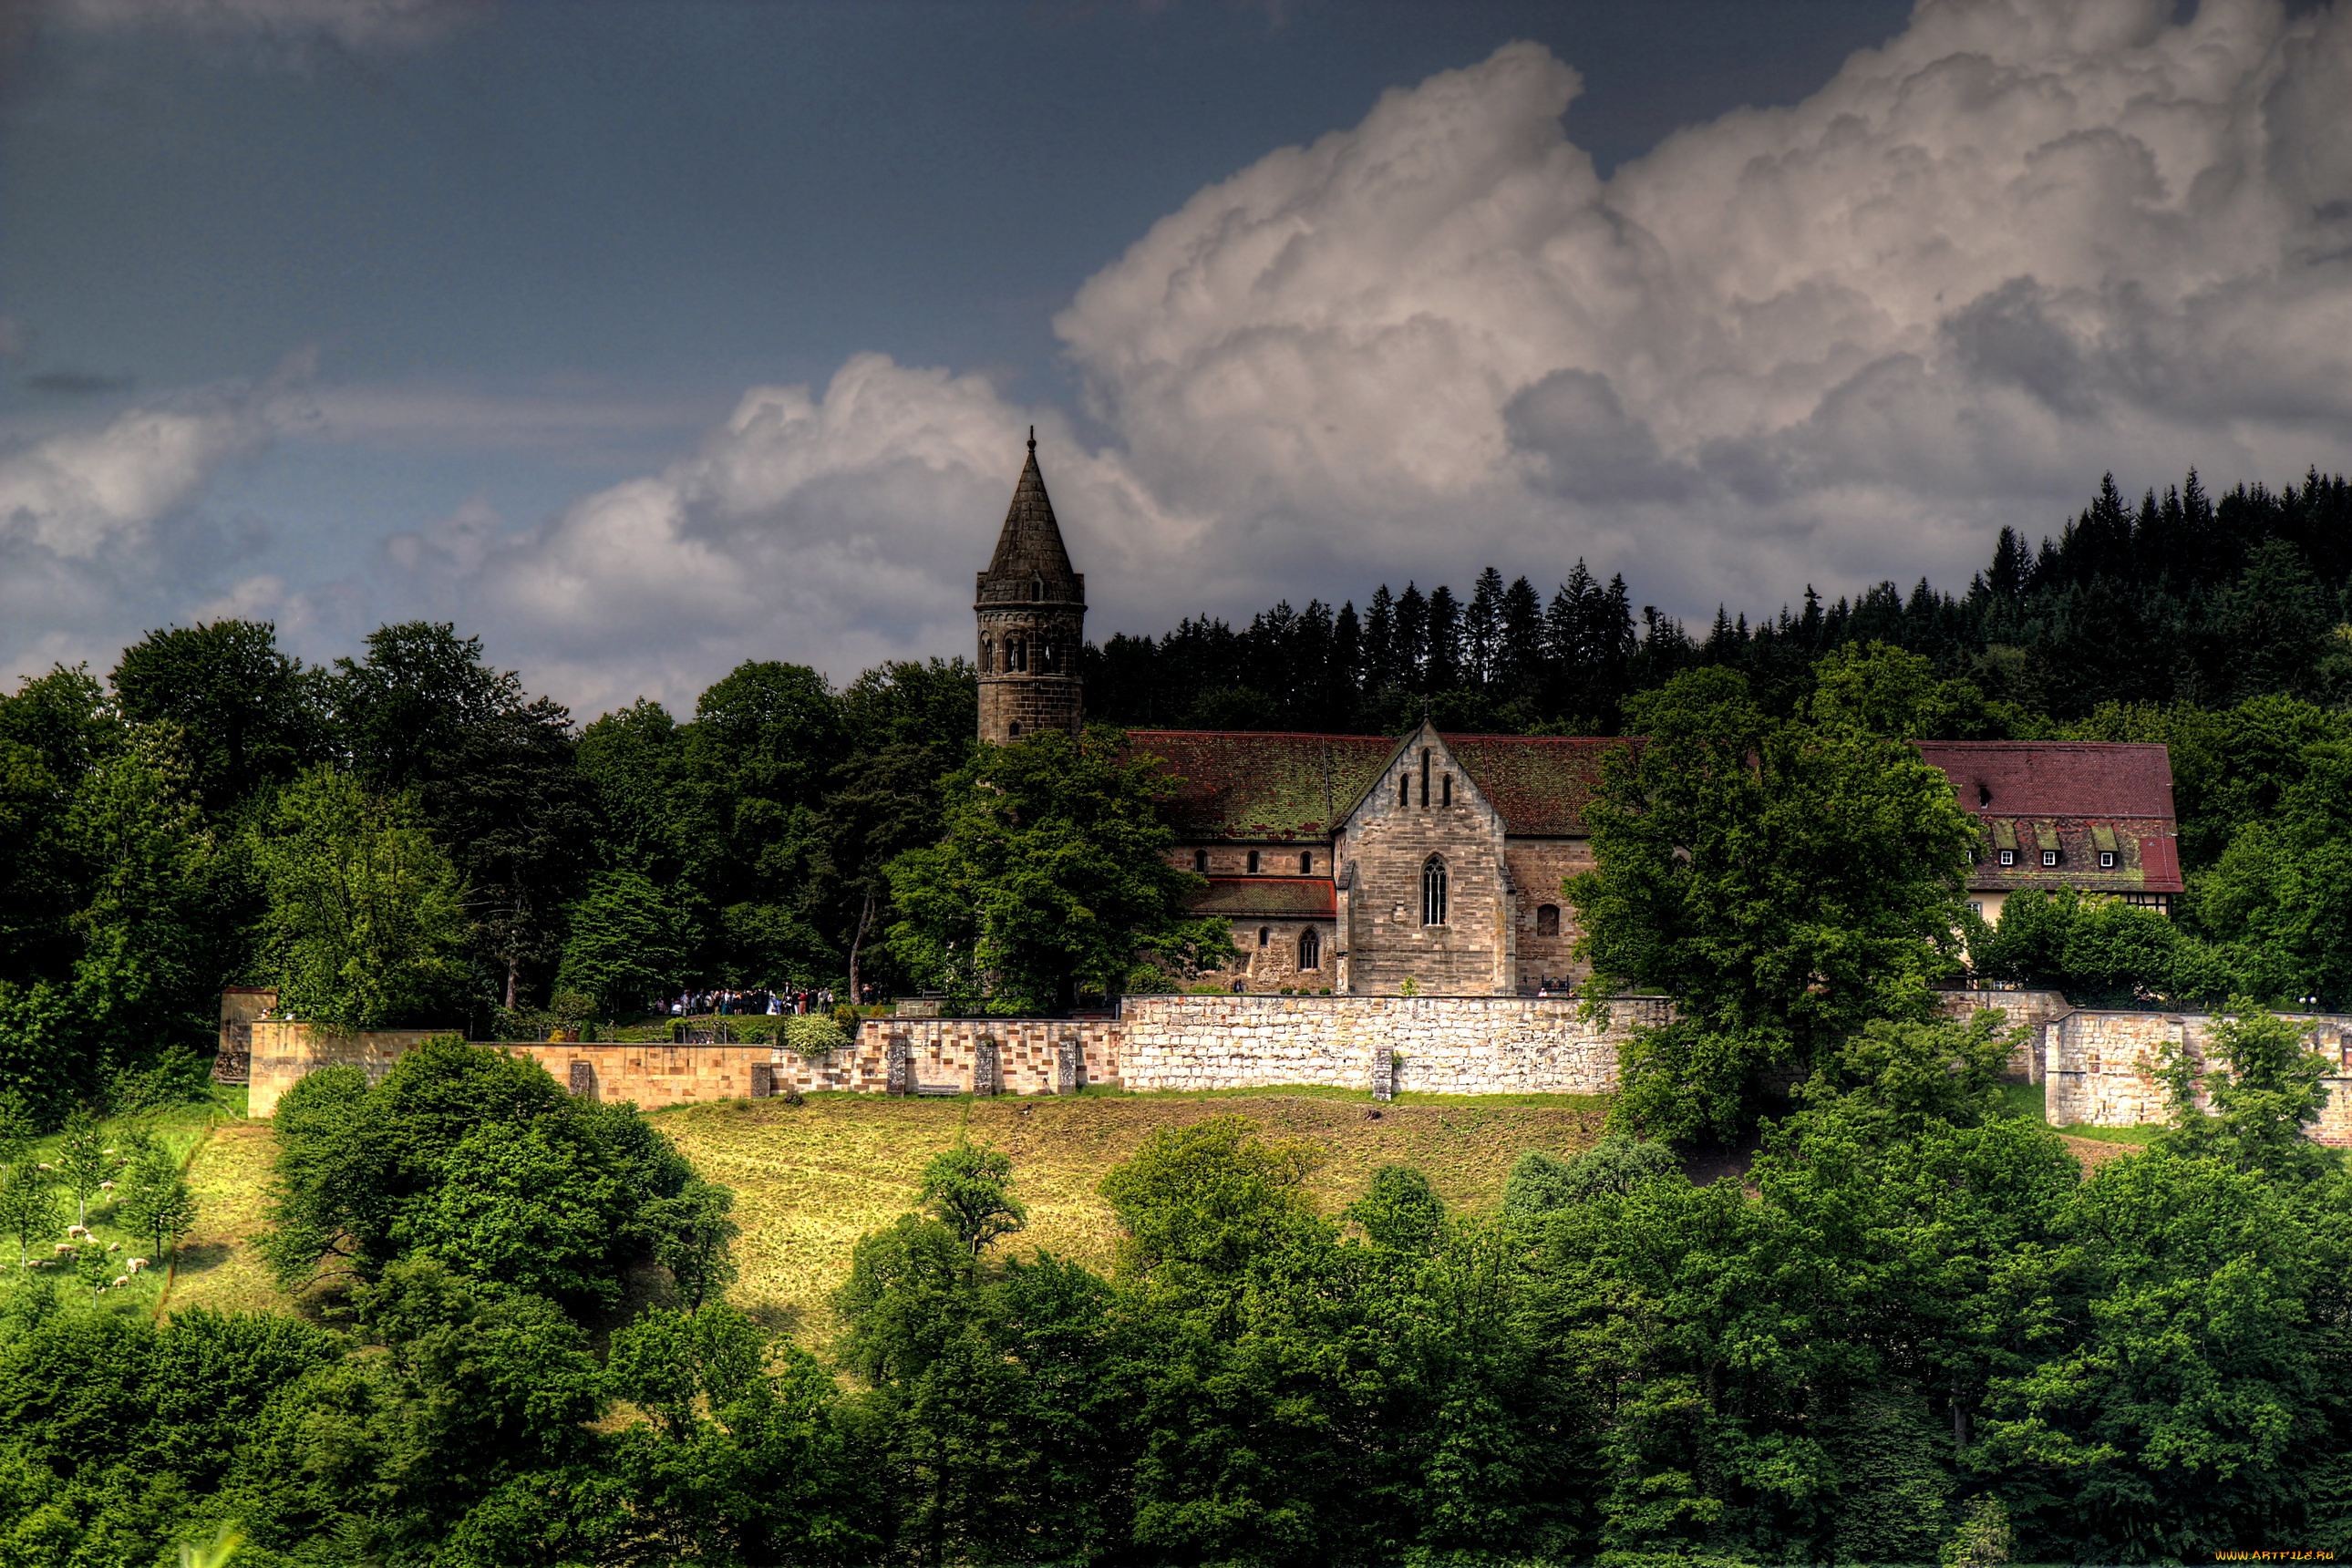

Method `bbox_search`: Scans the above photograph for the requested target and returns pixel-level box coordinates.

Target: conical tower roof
[983,432,1078,584]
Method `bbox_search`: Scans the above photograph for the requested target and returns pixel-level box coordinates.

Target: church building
[976,442,2184,996]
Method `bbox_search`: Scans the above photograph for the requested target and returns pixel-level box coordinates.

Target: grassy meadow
[125,1082,2151,1340]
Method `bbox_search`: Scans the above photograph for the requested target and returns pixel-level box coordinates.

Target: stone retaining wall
[247,1020,449,1117]
[1113,993,1668,1095]
[1934,988,2075,1080]
[2044,1008,2352,1143]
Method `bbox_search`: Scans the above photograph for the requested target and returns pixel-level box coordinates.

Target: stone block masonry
[2042,1007,2352,1144]
[1115,993,1666,1095]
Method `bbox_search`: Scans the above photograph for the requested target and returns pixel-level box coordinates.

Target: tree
[54,1107,119,1227]
[918,1142,1027,1264]
[1568,664,1979,1140]
[1806,640,2013,739]
[0,1165,59,1264]
[252,768,470,1033]
[2192,737,2352,1009]
[646,1178,740,1314]
[329,623,593,1009]
[119,1142,200,1264]
[110,620,323,812]
[0,1088,34,1178]
[554,870,688,1016]
[886,726,1235,1012]
[2154,1001,2341,1181]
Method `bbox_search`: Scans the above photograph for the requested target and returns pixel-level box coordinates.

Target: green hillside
[159,1087,2146,1339]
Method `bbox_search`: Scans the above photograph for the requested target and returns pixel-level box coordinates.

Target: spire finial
[1026,424,1036,455]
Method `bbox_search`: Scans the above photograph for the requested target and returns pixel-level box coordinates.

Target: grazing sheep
[98,1181,114,1192]
[128,1258,148,1273]
[106,1241,119,1252]
[109,1276,128,1288]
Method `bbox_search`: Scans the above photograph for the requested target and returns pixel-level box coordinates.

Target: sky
[5,0,2351,717]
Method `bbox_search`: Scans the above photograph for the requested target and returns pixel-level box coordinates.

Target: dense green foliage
[886,726,1235,1009]
[255,1037,696,1311]
[1570,651,1982,1139]
[0,1013,2346,1563]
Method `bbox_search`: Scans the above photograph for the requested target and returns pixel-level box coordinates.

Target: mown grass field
[155,1085,2150,1338]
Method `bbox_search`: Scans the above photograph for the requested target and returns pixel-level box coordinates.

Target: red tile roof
[1914,742,2175,818]
[1189,877,1338,919]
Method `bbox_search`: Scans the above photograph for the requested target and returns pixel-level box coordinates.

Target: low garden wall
[247,1020,449,1117]
[2042,1007,2352,1142]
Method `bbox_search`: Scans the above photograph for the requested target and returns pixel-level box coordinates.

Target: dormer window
[2099,851,2117,870]
[2042,849,2060,868]
[1997,849,2016,867]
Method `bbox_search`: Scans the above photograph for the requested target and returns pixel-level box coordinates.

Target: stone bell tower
[975,429,1086,744]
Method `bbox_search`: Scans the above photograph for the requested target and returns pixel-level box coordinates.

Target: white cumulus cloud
[1056,0,2352,619]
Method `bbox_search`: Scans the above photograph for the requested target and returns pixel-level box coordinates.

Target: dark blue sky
[4,1,1914,407]
[5,0,2344,712]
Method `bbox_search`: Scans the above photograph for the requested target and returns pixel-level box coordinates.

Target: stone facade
[1336,732,1515,995]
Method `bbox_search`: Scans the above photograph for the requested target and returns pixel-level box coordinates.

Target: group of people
[665,986,833,1017]
[659,981,890,1017]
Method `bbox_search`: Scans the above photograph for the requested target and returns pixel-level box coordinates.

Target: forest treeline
[1085,468,2352,731]
[1,467,2348,1114]
[2,1004,2347,1564]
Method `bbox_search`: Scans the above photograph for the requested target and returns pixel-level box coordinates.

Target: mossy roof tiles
[1127,728,1624,840]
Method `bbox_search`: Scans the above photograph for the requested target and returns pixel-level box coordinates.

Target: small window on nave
[1248,850,1260,874]
[1535,903,1560,938]
[1298,927,1321,970]
[1258,926,1270,948]
[1298,851,1312,875]
[1194,850,1209,873]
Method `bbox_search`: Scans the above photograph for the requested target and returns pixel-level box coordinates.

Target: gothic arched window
[1441,773,1453,807]
[1420,855,1449,926]
[1009,638,1026,672]
[1535,903,1560,938]
[1298,927,1321,970]
[980,637,994,673]
[1398,773,1408,808]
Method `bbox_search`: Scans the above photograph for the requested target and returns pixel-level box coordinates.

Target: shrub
[783,1014,851,1060]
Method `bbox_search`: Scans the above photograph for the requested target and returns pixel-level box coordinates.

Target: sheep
[128,1257,148,1273]
[106,1241,119,1252]
[109,1276,128,1288]
[66,1225,88,1239]
[98,1181,115,1192]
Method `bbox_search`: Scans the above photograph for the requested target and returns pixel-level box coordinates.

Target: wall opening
[1421,855,1449,926]
[1536,903,1560,937]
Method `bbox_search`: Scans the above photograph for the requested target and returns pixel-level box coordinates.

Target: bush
[783,1015,851,1060]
